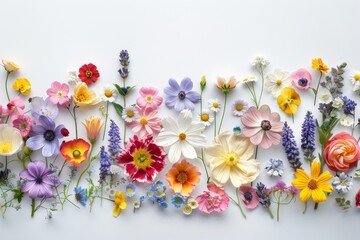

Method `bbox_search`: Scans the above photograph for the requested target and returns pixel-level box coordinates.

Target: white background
[1,0,360,239]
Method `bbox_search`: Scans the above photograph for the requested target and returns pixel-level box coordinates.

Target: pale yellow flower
[2,60,19,73]
[73,82,101,107]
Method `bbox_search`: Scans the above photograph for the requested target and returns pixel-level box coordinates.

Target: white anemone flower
[156,109,206,163]
[265,69,291,97]
[100,84,117,102]
[204,131,260,188]
[0,124,23,156]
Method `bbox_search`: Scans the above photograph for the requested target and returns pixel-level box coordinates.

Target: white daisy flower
[100,84,117,102]
[241,74,257,84]
[318,89,333,104]
[265,69,291,97]
[339,115,354,127]
[121,106,138,123]
[156,109,206,163]
[196,109,214,127]
[208,99,221,113]
[349,71,360,85]
[231,99,249,117]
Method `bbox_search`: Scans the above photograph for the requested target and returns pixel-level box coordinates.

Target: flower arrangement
[1,54,360,221]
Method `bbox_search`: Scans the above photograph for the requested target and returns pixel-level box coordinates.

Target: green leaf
[112,102,123,117]
[354,169,360,178]
[11,189,24,203]
[126,85,136,95]
[310,87,317,95]
[114,84,125,96]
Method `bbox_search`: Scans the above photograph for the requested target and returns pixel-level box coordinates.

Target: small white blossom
[332,97,344,109]
[67,70,80,84]
[251,56,270,71]
[318,89,333,104]
[339,115,354,127]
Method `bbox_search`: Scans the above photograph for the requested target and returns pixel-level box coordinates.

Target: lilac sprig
[340,96,357,115]
[281,122,302,170]
[99,146,112,184]
[256,182,273,219]
[108,120,121,160]
[301,111,316,161]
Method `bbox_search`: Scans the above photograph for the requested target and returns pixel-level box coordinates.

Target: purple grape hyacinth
[20,161,58,199]
[164,78,200,112]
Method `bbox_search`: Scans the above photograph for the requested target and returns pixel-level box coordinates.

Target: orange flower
[311,58,329,74]
[60,138,90,166]
[166,159,201,197]
[83,116,104,144]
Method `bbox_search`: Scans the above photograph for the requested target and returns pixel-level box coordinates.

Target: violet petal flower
[164,78,200,112]
[31,97,58,120]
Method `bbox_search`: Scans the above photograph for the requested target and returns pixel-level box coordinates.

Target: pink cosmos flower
[127,106,161,138]
[13,115,36,138]
[239,185,259,209]
[46,81,71,107]
[291,68,312,90]
[136,87,163,109]
[241,104,283,149]
[7,96,25,121]
[196,183,229,214]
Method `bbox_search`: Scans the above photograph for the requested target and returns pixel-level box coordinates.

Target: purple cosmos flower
[164,78,200,112]
[26,115,66,157]
[20,161,58,199]
[30,96,58,120]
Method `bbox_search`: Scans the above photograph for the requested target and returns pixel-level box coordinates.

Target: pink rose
[324,132,360,172]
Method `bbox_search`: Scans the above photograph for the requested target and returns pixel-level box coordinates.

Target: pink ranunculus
[13,115,36,138]
[196,183,229,214]
[291,68,312,90]
[324,132,360,172]
[136,87,163,109]
[127,106,161,139]
[7,96,25,121]
[239,185,259,209]
[241,104,284,149]
[46,81,71,107]
[356,189,360,208]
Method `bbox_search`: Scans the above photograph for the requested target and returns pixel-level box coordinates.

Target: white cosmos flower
[265,69,291,97]
[318,89,333,104]
[196,109,214,127]
[156,109,206,163]
[0,124,23,156]
[208,99,221,113]
[100,85,117,102]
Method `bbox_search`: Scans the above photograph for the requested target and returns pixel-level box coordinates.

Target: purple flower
[164,78,200,112]
[26,116,66,157]
[30,97,58,120]
[19,161,58,199]
[282,122,302,170]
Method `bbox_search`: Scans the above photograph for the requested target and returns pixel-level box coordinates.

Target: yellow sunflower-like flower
[292,160,333,203]
[277,87,301,115]
[311,58,329,74]
[73,82,101,107]
[12,78,31,96]
[113,191,127,217]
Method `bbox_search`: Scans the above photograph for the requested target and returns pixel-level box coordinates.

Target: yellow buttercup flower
[12,78,31,95]
[112,191,127,217]
[83,116,104,144]
[73,82,101,107]
[312,58,329,74]
[292,160,333,203]
[277,87,301,115]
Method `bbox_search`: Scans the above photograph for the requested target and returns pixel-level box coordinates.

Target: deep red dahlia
[78,63,100,85]
[117,135,166,183]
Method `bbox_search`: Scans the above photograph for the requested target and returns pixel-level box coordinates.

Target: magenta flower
[13,115,36,138]
[127,106,161,138]
[0,105,8,123]
[136,87,163,109]
[356,190,360,208]
[241,105,284,149]
[46,81,71,107]
[291,68,312,90]
[7,96,25,121]
[20,161,58,199]
[239,185,259,209]
[196,183,229,214]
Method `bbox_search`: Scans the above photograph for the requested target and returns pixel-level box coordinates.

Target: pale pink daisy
[136,87,163,109]
[46,81,71,107]
[7,96,25,121]
[127,107,161,138]
[241,104,283,149]
[13,115,36,138]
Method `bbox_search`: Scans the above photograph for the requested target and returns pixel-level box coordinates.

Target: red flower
[356,190,360,208]
[78,63,100,85]
[117,135,166,183]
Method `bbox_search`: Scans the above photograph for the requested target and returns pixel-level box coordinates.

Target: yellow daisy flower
[311,58,329,74]
[292,160,333,203]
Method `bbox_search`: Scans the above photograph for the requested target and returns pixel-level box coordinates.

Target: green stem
[76,144,94,188]
[276,196,281,222]
[254,145,259,159]
[31,199,35,218]
[5,72,10,102]
[303,202,308,214]
[245,83,258,109]
[123,95,127,142]
[266,206,274,219]
[313,72,323,106]
[217,93,228,135]
[214,112,217,138]
[200,152,210,183]
[258,68,265,108]
[58,160,67,176]
[4,156,8,172]
[235,188,246,219]
[73,105,79,139]
[102,101,109,140]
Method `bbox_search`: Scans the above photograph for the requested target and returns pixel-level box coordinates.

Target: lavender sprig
[301,111,316,161]
[108,120,121,161]
[282,122,302,170]
[99,146,112,184]
[256,182,273,219]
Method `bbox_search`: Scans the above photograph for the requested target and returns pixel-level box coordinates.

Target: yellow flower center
[114,198,121,206]
[276,80,282,85]
[308,179,318,190]
[235,103,243,111]
[85,70,93,78]
[177,172,188,184]
[127,188,133,194]
[126,110,134,118]
[72,150,81,158]
[146,96,152,102]
[355,74,360,81]
[0,141,12,154]
[212,102,219,108]
[201,113,209,121]
[178,132,187,141]
[224,152,239,166]
[57,91,63,97]
[104,89,113,98]
[132,148,152,169]
[77,93,88,102]
[139,118,148,125]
